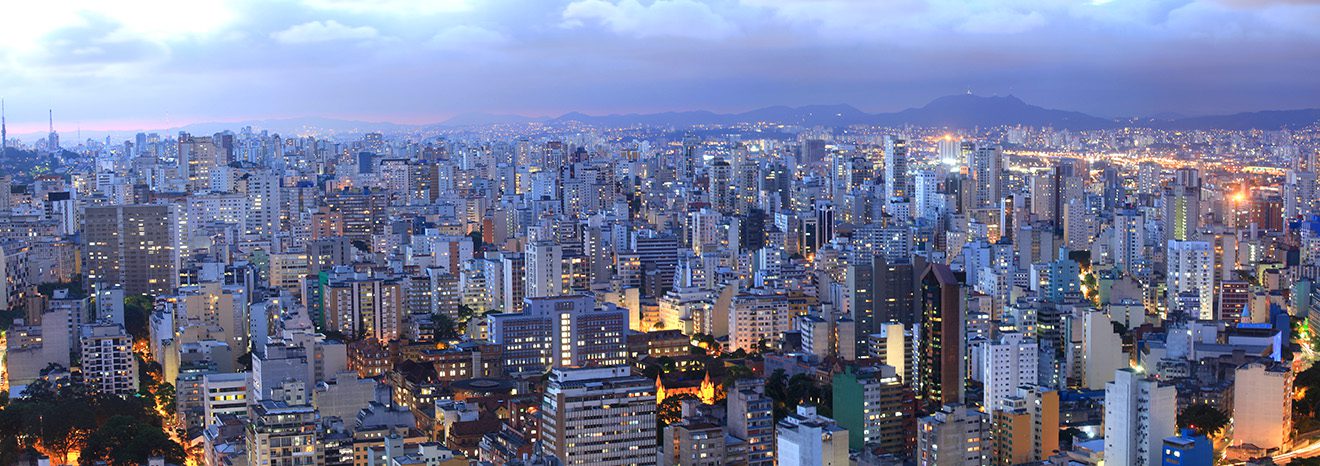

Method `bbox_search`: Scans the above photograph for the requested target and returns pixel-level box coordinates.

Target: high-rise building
[777,405,849,466]
[488,294,628,375]
[324,276,406,342]
[917,403,989,466]
[919,263,962,409]
[1165,168,1201,241]
[990,387,1059,465]
[979,332,1038,411]
[1105,368,1177,466]
[82,204,180,295]
[728,290,790,352]
[1232,362,1293,451]
[79,321,139,396]
[884,136,909,203]
[970,146,1002,210]
[727,378,776,466]
[833,365,915,455]
[541,366,656,466]
[1166,240,1215,320]
[848,255,916,353]
[246,400,322,466]
[524,240,564,298]
[1112,208,1146,275]
[868,322,913,384]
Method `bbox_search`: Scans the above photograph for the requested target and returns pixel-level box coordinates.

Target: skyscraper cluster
[0,116,1318,466]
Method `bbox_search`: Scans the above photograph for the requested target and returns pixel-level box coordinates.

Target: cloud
[271,20,379,44]
[301,0,473,15]
[429,25,509,50]
[562,0,738,40]
[957,10,1047,34]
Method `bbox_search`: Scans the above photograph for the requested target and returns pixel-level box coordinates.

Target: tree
[434,313,461,341]
[81,416,185,466]
[123,294,155,342]
[1178,403,1229,437]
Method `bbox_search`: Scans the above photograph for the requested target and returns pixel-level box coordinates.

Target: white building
[203,372,250,425]
[980,332,1038,411]
[80,321,139,396]
[1166,240,1215,320]
[524,240,563,298]
[1105,368,1177,466]
[777,404,849,466]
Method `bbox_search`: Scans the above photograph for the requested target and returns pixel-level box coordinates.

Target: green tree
[81,416,185,466]
[434,313,461,340]
[1178,403,1229,437]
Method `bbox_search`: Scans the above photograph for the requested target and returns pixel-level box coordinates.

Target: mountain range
[13,94,1320,140]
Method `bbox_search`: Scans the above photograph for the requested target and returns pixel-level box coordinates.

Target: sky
[2,0,1319,134]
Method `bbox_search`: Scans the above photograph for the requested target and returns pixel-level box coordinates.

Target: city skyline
[2,0,1320,134]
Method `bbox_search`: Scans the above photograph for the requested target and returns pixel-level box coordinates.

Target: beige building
[1232,361,1293,451]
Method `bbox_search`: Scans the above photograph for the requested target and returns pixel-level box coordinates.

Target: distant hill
[1152,109,1320,131]
[12,95,1320,140]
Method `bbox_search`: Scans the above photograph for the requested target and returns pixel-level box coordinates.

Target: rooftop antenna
[1,99,6,156]
[49,108,53,134]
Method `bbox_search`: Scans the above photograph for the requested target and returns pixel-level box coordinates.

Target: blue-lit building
[1161,428,1212,466]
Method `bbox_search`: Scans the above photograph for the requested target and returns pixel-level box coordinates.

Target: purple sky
[3,0,1320,134]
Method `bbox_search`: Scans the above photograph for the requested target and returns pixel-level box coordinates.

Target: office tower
[1232,362,1293,451]
[1166,240,1215,320]
[980,332,1037,411]
[710,157,734,213]
[970,146,1001,210]
[833,365,915,455]
[524,240,564,298]
[801,139,827,165]
[82,204,180,295]
[728,290,790,352]
[1165,168,1201,241]
[728,378,776,466]
[79,322,139,396]
[541,366,656,466]
[488,294,628,375]
[849,255,916,350]
[324,276,405,342]
[1105,368,1177,466]
[246,401,322,466]
[633,230,679,297]
[777,405,849,466]
[917,403,989,466]
[1112,208,1146,275]
[990,387,1059,465]
[919,263,962,409]
[884,136,909,203]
